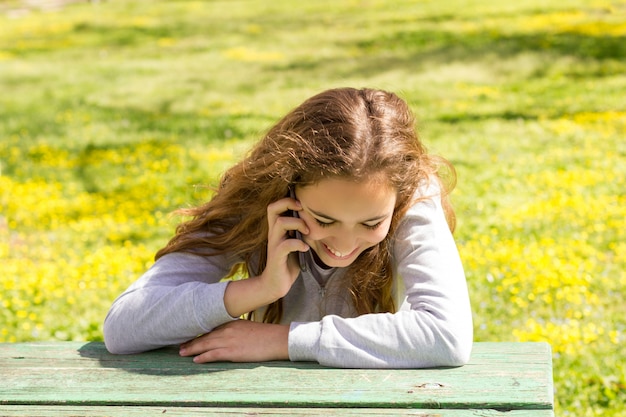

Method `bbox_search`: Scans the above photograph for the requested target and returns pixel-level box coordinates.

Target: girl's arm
[288,185,473,368]
[222,197,308,318]
[177,196,309,363]
[105,196,308,357]
[103,252,237,354]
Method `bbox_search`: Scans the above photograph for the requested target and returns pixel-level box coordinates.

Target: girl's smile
[322,242,357,259]
[295,177,397,268]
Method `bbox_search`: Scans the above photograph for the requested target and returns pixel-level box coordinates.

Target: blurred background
[0,0,624,415]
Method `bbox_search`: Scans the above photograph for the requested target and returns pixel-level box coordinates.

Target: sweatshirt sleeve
[288,184,473,368]
[103,252,238,354]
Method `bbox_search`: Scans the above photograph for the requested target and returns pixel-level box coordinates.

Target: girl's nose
[329,231,360,253]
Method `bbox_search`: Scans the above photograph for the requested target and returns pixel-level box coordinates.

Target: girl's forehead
[296,177,397,220]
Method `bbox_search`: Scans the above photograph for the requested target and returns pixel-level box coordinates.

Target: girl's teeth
[326,244,343,257]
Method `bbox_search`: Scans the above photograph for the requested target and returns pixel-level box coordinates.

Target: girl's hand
[261,196,309,299]
[222,196,308,318]
[179,320,289,363]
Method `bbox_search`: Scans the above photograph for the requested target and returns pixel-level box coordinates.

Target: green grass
[1,0,625,415]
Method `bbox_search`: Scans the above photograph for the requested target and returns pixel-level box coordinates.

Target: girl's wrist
[223,276,282,318]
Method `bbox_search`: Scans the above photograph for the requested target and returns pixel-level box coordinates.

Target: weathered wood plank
[0,342,553,411]
[0,405,555,416]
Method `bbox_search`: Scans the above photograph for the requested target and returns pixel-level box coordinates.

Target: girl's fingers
[179,337,213,357]
[266,198,309,241]
[266,197,300,218]
[266,199,301,232]
[180,325,231,357]
[262,197,309,296]
[273,216,309,238]
[181,321,290,363]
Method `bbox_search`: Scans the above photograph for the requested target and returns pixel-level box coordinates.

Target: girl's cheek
[366,230,388,245]
[302,223,324,240]
[370,223,393,243]
[299,214,323,239]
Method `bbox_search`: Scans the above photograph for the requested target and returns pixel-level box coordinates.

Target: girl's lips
[322,243,357,260]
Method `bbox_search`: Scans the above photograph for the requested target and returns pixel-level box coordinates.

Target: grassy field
[1,0,624,414]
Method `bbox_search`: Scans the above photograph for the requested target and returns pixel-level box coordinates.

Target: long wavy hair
[156,87,456,322]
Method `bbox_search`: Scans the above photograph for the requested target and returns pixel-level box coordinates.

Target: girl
[103,87,473,368]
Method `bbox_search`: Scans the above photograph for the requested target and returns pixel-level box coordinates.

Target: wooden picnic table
[0,341,553,416]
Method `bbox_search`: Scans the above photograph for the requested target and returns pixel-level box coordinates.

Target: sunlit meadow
[1,0,624,415]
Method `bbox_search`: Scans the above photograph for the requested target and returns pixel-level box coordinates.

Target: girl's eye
[363,222,383,230]
[315,219,334,228]
[314,219,383,230]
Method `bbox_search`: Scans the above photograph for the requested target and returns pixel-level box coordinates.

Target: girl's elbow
[412,310,473,367]
[444,340,472,366]
[440,327,473,367]
[411,317,473,367]
[103,331,142,355]
[103,339,124,355]
[103,314,138,355]
[103,323,125,354]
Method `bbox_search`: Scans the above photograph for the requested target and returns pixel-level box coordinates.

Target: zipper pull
[319,286,326,298]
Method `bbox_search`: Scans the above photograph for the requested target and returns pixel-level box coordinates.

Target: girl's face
[295,177,397,268]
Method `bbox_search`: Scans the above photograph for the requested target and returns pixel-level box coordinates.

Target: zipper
[319,285,326,298]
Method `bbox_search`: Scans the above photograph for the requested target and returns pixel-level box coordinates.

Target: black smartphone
[289,187,307,272]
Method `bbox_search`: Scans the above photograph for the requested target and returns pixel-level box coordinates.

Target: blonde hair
[156,87,456,322]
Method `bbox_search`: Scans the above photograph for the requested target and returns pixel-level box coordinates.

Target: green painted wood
[0,342,553,412]
[0,405,555,416]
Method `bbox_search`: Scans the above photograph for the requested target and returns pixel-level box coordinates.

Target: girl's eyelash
[315,219,334,227]
[315,219,382,230]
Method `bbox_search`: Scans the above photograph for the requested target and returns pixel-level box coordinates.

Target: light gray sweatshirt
[103,185,473,368]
